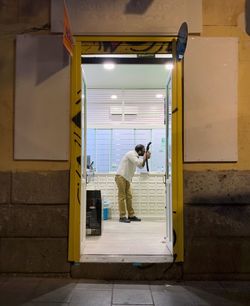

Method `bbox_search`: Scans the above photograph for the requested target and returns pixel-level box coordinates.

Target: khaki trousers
[115,175,135,218]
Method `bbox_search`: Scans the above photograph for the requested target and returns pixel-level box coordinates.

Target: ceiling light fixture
[155,54,173,58]
[82,54,137,58]
[156,94,163,99]
[103,62,115,70]
[165,63,174,70]
[111,95,118,99]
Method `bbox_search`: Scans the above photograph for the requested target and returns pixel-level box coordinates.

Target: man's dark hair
[135,144,145,153]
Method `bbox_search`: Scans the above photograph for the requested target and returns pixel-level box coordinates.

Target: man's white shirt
[116,150,143,183]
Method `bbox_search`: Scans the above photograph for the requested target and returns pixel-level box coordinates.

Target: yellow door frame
[69,41,82,262]
[69,36,184,263]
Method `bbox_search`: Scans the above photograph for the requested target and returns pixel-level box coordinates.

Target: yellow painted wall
[0,2,69,171]
[0,0,249,172]
[184,0,250,171]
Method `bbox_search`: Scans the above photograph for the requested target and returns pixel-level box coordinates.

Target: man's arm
[127,152,151,169]
[127,154,144,168]
[141,151,151,168]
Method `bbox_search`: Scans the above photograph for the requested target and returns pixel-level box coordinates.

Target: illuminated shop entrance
[69,36,184,263]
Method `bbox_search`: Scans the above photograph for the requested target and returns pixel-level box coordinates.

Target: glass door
[80,69,87,253]
[165,77,173,254]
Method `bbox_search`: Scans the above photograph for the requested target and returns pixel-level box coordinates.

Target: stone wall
[183,171,250,280]
[1,170,249,280]
[0,171,70,274]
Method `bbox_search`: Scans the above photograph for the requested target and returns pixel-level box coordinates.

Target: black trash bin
[86,190,102,236]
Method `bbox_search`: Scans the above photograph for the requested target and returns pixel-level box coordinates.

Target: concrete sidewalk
[0,277,249,306]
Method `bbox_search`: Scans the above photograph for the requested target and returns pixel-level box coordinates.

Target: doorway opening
[81,57,173,262]
[68,38,183,264]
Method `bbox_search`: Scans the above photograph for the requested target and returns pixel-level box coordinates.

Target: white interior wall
[87,89,165,128]
[87,173,166,219]
[86,90,167,219]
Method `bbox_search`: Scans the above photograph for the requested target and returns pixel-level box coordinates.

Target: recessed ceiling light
[103,62,115,70]
[156,94,163,99]
[165,63,174,70]
[155,54,173,58]
[82,54,137,58]
[111,95,118,99]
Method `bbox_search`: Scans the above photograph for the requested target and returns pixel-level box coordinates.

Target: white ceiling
[82,64,170,89]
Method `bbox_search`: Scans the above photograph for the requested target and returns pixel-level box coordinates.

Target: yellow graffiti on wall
[81,41,172,55]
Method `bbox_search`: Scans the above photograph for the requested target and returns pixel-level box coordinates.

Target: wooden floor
[83,220,171,256]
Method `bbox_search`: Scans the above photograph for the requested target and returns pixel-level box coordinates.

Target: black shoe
[128,216,141,222]
[119,217,131,223]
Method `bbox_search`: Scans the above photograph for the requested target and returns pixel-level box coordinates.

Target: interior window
[87,128,166,173]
